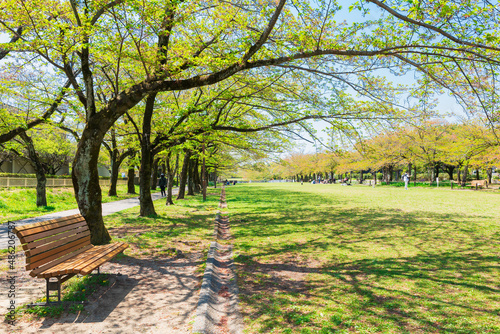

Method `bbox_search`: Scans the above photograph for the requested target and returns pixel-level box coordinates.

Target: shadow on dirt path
[3,253,203,334]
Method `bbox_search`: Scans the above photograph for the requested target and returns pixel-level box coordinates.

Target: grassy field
[226,183,500,333]
[0,185,149,222]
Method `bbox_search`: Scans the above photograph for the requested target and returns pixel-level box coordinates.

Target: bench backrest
[13,214,92,276]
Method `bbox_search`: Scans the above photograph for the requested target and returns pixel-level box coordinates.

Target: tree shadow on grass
[237,250,500,333]
[229,186,500,333]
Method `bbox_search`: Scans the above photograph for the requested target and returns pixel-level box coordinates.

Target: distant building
[0,155,70,175]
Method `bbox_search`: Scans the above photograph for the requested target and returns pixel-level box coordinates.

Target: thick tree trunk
[127,167,136,194]
[72,121,111,245]
[20,132,48,207]
[461,165,469,187]
[475,168,479,180]
[457,166,462,184]
[139,94,157,217]
[445,165,454,181]
[108,156,119,196]
[487,168,493,184]
[35,172,47,207]
[177,150,191,199]
[434,162,440,180]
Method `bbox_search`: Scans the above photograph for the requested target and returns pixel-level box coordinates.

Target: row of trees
[1,0,500,243]
[267,120,500,185]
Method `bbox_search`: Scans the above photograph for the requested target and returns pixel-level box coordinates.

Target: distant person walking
[403,172,410,190]
[158,174,167,196]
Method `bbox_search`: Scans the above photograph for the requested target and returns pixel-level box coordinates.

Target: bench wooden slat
[26,230,91,257]
[44,243,118,276]
[14,215,85,237]
[22,226,89,251]
[27,236,91,269]
[80,243,128,275]
[13,214,83,233]
[30,244,94,277]
[41,243,127,277]
[20,221,88,244]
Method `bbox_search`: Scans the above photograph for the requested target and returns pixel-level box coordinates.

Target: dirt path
[1,253,203,334]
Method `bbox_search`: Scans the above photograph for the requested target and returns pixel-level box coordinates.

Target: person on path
[159,174,167,196]
[403,172,410,190]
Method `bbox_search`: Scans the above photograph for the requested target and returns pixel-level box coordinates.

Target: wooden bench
[13,214,128,304]
[470,180,488,189]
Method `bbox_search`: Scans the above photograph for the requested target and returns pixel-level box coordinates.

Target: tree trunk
[151,157,159,190]
[20,132,48,207]
[108,155,119,196]
[139,94,157,217]
[434,162,440,181]
[475,168,479,180]
[445,165,454,181]
[193,158,201,193]
[413,164,417,186]
[214,168,217,188]
[166,153,175,205]
[457,166,462,184]
[72,120,112,245]
[187,156,195,196]
[177,150,191,199]
[127,167,136,194]
[461,165,468,187]
[487,168,493,184]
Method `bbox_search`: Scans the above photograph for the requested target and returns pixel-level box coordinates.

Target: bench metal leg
[43,275,75,305]
[45,277,61,304]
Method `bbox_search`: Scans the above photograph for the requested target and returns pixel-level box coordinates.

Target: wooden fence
[0,177,128,188]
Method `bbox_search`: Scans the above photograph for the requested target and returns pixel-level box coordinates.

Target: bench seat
[35,242,128,278]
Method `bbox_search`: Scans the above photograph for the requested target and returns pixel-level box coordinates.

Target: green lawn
[104,189,222,258]
[227,183,500,333]
[0,185,147,222]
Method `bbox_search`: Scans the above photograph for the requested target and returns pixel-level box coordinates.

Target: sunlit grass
[227,183,500,333]
[0,184,146,222]
[104,190,222,258]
